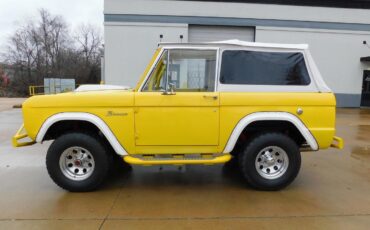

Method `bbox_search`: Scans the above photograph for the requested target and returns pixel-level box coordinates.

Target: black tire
[110,153,132,175]
[46,132,110,192]
[239,133,301,191]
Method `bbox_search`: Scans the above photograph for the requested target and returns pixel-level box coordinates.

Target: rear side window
[220,50,311,85]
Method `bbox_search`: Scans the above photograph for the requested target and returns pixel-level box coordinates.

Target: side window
[220,50,311,85]
[167,49,217,92]
[142,51,168,91]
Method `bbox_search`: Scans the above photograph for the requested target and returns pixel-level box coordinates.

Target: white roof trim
[304,50,332,92]
[211,39,308,49]
[75,84,131,92]
[160,39,309,50]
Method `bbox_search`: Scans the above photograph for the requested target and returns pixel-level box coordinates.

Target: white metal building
[104,0,370,107]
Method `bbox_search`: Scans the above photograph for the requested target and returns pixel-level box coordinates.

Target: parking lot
[0,99,369,229]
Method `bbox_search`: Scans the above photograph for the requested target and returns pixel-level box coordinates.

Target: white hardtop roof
[160,39,309,50]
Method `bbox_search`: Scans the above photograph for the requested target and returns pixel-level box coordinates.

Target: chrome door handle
[203,95,218,100]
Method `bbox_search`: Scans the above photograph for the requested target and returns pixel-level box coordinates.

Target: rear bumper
[331,136,344,149]
[12,124,36,147]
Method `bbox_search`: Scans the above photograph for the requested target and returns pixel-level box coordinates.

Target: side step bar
[124,154,232,166]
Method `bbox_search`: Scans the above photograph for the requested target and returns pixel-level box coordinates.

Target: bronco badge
[106,111,128,117]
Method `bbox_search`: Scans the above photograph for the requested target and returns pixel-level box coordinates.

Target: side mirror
[162,82,176,95]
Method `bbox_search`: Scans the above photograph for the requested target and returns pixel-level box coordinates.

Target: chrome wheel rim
[255,146,289,180]
[59,146,95,181]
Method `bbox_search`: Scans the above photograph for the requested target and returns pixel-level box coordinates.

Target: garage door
[189,25,255,43]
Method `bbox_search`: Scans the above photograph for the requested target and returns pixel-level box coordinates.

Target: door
[135,49,219,147]
[361,70,370,107]
[188,25,255,43]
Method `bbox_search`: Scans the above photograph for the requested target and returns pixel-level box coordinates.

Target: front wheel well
[42,120,115,154]
[232,120,307,154]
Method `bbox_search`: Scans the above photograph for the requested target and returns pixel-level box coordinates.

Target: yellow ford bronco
[13,40,343,192]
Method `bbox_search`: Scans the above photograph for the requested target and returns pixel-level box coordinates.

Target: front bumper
[331,136,344,149]
[12,124,36,147]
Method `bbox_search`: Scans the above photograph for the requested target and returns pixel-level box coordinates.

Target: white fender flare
[223,112,318,153]
[36,112,127,156]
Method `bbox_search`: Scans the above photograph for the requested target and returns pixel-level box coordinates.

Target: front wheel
[46,132,110,192]
[239,133,301,191]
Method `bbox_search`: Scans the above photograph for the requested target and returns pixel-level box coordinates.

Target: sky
[0,0,103,52]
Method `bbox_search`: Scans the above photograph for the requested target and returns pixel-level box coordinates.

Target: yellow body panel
[218,92,336,150]
[21,90,137,154]
[18,90,337,154]
[14,48,342,165]
[134,92,219,148]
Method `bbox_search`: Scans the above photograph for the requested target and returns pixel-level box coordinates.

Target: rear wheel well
[43,120,116,154]
[232,120,307,155]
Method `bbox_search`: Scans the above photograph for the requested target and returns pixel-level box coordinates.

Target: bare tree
[5,23,39,95]
[3,9,102,96]
[73,24,103,84]
[75,24,102,66]
[38,9,70,76]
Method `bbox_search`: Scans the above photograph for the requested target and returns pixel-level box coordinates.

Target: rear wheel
[239,133,301,190]
[46,132,110,192]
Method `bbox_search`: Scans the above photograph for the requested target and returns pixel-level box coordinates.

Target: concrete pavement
[0,105,369,229]
[0,98,25,112]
